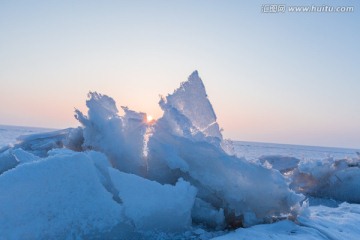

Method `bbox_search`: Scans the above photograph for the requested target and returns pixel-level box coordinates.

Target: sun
[146,115,154,123]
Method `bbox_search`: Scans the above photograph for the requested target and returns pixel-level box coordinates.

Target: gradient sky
[1,0,359,148]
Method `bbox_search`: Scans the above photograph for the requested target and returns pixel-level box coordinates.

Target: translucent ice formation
[73,71,304,227]
[0,71,308,239]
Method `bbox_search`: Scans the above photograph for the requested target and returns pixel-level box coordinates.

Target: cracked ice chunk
[0,149,122,239]
[109,168,197,232]
[159,71,223,144]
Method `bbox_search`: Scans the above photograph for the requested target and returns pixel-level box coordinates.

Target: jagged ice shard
[0,71,308,238]
[159,71,222,144]
[146,71,303,227]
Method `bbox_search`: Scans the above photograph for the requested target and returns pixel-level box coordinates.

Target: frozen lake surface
[234,141,359,161]
[1,124,358,161]
[0,125,55,148]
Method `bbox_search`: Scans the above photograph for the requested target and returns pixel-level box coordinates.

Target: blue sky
[0,0,359,148]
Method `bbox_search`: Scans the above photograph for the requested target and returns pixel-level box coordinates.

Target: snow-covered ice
[214,202,360,240]
[109,169,197,232]
[0,150,123,239]
[0,71,359,239]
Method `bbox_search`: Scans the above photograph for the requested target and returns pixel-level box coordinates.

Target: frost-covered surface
[0,71,360,239]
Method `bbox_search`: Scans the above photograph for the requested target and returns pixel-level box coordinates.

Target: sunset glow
[146,115,154,123]
[0,1,359,148]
